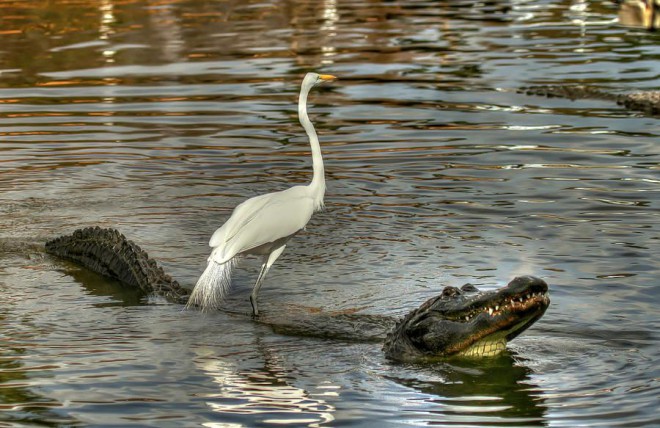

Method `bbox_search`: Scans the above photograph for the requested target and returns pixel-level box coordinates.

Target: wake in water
[185,258,238,311]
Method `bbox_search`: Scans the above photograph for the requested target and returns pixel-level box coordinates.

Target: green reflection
[389,353,547,426]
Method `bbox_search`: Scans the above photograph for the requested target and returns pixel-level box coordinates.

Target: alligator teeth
[495,305,499,311]
[488,307,493,316]
[465,316,469,321]
[526,294,530,299]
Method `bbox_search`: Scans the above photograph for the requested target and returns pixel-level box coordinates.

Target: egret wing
[209,186,315,263]
[209,192,272,248]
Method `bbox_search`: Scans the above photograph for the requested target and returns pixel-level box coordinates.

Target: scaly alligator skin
[45,227,549,361]
[383,277,549,361]
[45,226,190,304]
[519,85,660,116]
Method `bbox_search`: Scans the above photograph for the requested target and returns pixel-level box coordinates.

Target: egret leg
[250,263,268,316]
[250,245,286,316]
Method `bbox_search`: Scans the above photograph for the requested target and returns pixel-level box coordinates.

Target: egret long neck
[298,85,325,208]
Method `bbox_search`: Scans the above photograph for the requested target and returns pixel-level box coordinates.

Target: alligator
[45,226,550,362]
[519,85,660,116]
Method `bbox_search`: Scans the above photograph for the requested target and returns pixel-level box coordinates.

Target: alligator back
[519,85,660,116]
[519,85,617,102]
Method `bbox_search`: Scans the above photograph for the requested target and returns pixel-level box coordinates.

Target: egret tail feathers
[186,259,237,311]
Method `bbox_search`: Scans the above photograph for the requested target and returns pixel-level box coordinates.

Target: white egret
[187,72,336,316]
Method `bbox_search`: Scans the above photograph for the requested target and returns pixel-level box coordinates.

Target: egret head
[304,72,337,88]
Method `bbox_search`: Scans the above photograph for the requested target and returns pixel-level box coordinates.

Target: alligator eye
[442,286,460,298]
[461,283,479,293]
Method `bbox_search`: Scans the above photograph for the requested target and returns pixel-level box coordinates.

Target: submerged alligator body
[519,85,660,116]
[45,227,550,362]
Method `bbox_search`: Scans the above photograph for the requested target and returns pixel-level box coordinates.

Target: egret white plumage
[187,72,336,316]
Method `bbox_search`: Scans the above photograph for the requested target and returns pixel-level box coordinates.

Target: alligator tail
[45,226,190,304]
[185,258,237,311]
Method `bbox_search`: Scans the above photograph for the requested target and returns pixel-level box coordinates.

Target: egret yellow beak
[319,74,337,82]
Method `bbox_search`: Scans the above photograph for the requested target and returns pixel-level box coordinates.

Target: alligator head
[383,276,549,362]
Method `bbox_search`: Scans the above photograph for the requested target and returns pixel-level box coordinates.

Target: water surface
[1,0,658,426]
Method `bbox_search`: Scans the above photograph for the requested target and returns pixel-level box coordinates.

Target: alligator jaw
[455,309,547,358]
[383,276,550,362]
[447,286,550,357]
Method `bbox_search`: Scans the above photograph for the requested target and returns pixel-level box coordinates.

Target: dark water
[1,0,658,426]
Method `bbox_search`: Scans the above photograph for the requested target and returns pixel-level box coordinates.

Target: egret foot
[250,295,260,317]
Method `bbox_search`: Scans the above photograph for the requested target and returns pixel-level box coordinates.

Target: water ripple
[1,0,658,426]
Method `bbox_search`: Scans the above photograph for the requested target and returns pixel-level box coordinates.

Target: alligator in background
[45,227,550,362]
[519,85,660,116]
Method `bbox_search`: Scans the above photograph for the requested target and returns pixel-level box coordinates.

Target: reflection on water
[618,0,660,30]
[197,342,336,427]
[1,0,659,426]
[386,355,547,426]
[0,282,76,426]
